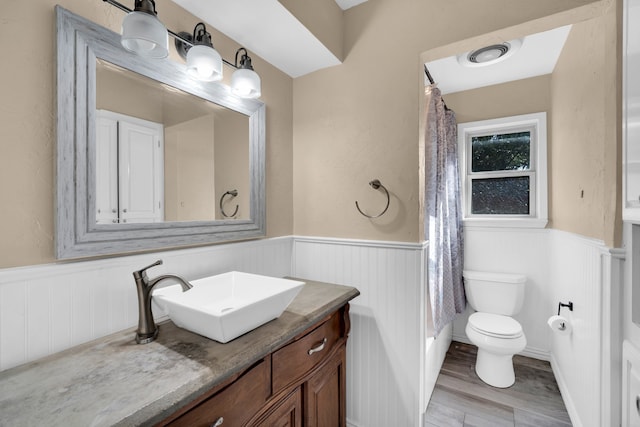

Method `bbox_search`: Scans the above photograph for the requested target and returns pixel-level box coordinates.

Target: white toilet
[463,270,527,388]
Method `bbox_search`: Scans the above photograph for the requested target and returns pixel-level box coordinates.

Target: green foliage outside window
[471,177,530,215]
[471,131,531,172]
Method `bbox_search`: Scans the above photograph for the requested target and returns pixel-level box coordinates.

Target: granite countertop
[0,279,359,426]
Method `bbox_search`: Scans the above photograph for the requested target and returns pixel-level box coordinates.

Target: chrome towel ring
[355,179,390,218]
[219,190,239,218]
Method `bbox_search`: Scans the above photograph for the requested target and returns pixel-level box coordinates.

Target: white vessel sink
[152,272,305,343]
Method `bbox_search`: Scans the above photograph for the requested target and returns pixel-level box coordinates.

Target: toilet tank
[463,270,526,316]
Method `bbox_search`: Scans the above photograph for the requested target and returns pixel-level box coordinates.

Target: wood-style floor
[424,341,572,427]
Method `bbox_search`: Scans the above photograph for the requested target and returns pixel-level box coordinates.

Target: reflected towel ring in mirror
[220,190,239,218]
[355,179,390,219]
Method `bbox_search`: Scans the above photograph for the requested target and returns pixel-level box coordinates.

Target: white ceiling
[424,25,572,95]
[172,0,344,78]
[172,0,567,89]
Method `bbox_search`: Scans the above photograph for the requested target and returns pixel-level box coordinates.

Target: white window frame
[458,112,548,228]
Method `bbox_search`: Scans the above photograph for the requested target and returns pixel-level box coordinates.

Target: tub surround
[0,280,359,426]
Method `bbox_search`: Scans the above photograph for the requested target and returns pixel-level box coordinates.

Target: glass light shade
[186,45,223,82]
[231,68,261,99]
[121,11,168,58]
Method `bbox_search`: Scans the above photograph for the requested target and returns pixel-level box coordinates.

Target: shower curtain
[423,85,465,336]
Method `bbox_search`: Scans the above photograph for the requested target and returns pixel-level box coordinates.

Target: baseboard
[521,347,550,361]
[451,332,472,348]
[550,354,582,427]
[452,333,550,361]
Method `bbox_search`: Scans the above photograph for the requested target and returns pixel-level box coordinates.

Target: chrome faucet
[133,260,193,344]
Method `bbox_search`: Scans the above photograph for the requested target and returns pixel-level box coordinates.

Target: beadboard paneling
[453,227,622,427]
[548,230,623,427]
[0,234,449,427]
[0,237,293,371]
[2,230,620,426]
[547,230,602,427]
[292,236,441,427]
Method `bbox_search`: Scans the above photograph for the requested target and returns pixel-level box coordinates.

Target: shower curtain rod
[424,64,435,85]
[424,64,449,110]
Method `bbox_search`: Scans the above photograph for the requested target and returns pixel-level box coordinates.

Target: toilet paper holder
[557,301,574,315]
[556,301,573,331]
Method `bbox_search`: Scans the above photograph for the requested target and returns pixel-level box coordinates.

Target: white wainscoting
[452,226,551,359]
[0,237,293,372]
[548,230,623,427]
[452,226,623,427]
[1,234,449,427]
[292,236,449,427]
[2,230,619,426]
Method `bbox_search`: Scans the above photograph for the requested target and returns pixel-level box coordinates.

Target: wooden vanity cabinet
[303,345,346,427]
[251,387,303,427]
[158,304,350,427]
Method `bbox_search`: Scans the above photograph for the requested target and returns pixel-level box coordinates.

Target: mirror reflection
[95,60,250,223]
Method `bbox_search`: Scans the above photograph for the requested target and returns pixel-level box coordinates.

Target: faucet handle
[133,259,163,279]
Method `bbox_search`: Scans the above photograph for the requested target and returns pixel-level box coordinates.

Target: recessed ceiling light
[458,39,523,68]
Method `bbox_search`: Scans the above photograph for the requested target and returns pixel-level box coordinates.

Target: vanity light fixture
[102,0,262,98]
[120,0,168,58]
[231,48,262,99]
[178,23,223,82]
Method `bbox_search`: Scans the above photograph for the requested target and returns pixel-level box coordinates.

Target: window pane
[471,176,530,215]
[471,131,531,172]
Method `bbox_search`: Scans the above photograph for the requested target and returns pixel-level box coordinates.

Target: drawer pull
[308,338,328,355]
[211,417,224,427]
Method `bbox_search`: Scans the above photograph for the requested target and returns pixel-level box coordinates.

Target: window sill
[463,218,548,229]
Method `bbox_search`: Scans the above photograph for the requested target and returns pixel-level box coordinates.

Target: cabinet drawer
[167,358,270,427]
[272,311,342,392]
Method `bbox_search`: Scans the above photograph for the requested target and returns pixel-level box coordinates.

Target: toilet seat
[468,312,523,339]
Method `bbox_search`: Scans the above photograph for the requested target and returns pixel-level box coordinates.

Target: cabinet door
[95,116,119,224]
[118,119,164,223]
[304,345,346,427]
[251,388,302,427]
[95,110,164,224]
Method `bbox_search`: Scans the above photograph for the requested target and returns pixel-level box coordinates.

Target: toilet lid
[468,312,523,338]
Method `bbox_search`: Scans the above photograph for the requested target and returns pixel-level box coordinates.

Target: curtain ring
[355,179,390,219]
[219,190,239,218]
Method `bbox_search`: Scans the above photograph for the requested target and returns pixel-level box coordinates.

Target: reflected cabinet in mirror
[96,61,250,223]
[55,6,265,259]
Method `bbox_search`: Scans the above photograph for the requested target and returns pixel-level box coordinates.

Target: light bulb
[186,45,223,82]
[231,68,261,99]
[131,39,156,52]
[121,11,168,58]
